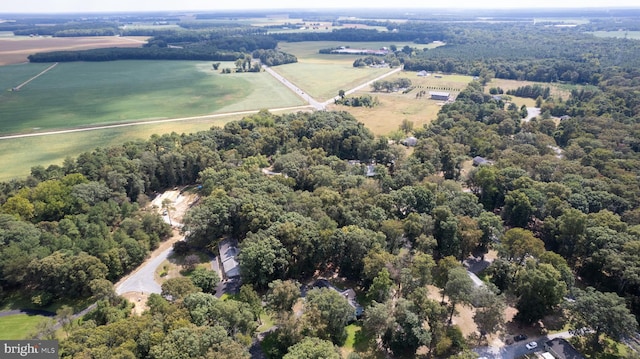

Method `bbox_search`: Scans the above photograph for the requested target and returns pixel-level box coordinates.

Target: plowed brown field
[0,35,148,65]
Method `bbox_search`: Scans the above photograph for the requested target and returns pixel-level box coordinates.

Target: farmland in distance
[0,60,306,135]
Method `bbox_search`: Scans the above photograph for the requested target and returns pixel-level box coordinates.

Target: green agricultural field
[0,62,51,90]
[0,314,48,339]
[0,60,305,135]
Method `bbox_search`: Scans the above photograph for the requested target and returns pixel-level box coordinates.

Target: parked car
[513,334,527,342]
[525,341,538,350]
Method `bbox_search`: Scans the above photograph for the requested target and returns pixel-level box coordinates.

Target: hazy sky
[1,0,638,14]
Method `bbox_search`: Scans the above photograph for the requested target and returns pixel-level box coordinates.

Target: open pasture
[327,72,473,135]
[0,35,148,65]
[0,60,305,135]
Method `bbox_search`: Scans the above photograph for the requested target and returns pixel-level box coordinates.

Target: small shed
[401,136,418,147]
[429,91,450,101]
[472,156,490,166]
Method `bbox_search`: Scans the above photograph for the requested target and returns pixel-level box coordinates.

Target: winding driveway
[115,239,180,295]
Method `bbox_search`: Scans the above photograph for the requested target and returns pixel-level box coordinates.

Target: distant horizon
[1,0,640,15]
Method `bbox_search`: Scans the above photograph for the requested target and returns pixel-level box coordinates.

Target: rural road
[262,63,403,110]
[262,65,325,110]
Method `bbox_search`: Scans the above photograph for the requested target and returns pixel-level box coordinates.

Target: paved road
[262,65,324,110]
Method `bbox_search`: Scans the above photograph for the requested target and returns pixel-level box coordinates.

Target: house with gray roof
[218,239,240,279]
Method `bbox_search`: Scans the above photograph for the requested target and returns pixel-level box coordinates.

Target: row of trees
[371,78,412,92]
[334,94,378,107]
[28,47,245,62]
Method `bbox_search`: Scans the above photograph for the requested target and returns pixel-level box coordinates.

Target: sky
[1,0,639,14]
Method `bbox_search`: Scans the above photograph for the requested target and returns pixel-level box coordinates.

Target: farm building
[417,70,430,77]
[219,239,240,279]
[429,91,450,101]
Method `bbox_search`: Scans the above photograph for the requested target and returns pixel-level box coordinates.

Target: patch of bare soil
[122,292,150,315]
[425,285,478,338]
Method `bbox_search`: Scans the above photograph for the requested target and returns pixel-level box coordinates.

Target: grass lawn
[0,60,304,135]
[0,314,49,340]
[343,323,362,350]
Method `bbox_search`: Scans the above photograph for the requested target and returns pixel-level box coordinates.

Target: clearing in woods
[327,72,474,135]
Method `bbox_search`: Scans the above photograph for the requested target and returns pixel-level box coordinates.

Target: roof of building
[402,136,418,146]
[366,164,376,177]
[429,91,450,97]
[541,352,555,359]
[545,338,586,359]
[473,156,490,166]
[219,239,241,278]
